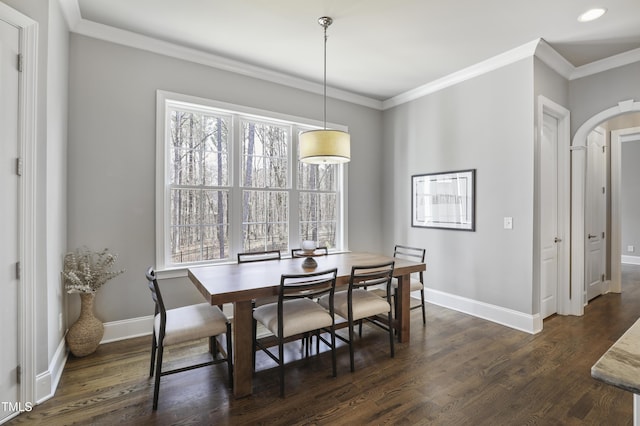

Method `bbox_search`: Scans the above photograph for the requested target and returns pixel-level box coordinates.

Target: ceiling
[70,0,640,102]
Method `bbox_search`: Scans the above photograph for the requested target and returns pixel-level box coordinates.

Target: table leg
[396,273,410,343]
[232,300,253,397]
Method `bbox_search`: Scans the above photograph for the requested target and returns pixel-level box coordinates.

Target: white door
[586,127,607,302]
[0,17,21,423]
[540,112,560,318]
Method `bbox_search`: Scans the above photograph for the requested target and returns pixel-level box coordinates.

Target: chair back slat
[279,269,338,301]
[393,244,426,263]
[350,261,395,289]
[237,249,282,263]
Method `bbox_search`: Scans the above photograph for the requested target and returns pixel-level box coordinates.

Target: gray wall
[67,34,384,323]
[382,58,536,314]
[569,61,640,137]
[622,140,640,258]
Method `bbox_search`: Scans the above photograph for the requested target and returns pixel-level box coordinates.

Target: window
[156,91,347,269]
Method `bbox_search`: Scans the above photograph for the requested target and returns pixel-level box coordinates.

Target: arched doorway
[569,100,640,316]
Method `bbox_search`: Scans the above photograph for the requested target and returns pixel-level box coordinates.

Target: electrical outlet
[504,217,513,229]
[629,245,635,253]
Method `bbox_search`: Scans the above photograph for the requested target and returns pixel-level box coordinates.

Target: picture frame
[411,169,476,231]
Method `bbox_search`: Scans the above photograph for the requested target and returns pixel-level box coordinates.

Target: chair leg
[209,336,218,357]
[252,318,257,372]
[149,332,157,377]
[279,338,285,397]
[226,322,233,388]
[152,343,164,410]
[394,288,399,319]
[348,319,355,373]
[330,325,337,378]
[387,311,395,358]
[420,288,426,325]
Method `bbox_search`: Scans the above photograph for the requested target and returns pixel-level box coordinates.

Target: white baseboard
[622,255,640,265]
[101,315,154,344]
[35,336,68,404]
[425,288,542,334]
[32,317,153,408]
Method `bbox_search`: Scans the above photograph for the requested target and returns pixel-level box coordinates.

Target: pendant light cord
[323,20,328,130]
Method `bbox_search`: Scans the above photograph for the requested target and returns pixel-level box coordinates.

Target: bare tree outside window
[169,109,229,263]
[298,162,338,248]
[241,121,289,252]
[161,95,345,267]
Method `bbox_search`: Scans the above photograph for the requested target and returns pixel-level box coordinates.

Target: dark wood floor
[8,264,640,425]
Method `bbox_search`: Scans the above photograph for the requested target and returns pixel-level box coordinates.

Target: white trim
[537,96,571,318]
[155,90,349,271]
[100,316,154,344]
[425,288,542,334]
[571,47,640,81]
[0,1,40,409]
[62,6,382,110]
[62,0,640,110]
[534,39,575,79]
[572,101,640,315]
[622,256,640,266]
[384,39,541,109]
[612,127,640,289]
[35,337,68,404]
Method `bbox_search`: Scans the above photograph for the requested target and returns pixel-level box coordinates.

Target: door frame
[585,126,608,302]
[537,96,571,318]
[0,2,38,407]
[570,100,640,316]
[611,126,640,293]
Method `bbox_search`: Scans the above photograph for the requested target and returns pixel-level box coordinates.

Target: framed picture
[412,169,475,231]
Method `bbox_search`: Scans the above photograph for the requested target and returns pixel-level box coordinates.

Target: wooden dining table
[187,251,426,398]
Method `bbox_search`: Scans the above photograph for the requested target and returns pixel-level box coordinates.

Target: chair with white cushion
[146,267,232,410]
[253,268,338,397]
[391,245,426,325]
[319,261,395,372]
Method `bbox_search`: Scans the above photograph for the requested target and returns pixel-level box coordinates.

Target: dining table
[187,251,426,398]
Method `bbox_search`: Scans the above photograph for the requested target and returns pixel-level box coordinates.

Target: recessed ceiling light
[578,8,607,23]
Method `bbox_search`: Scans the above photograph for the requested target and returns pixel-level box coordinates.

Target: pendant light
[299,16,351,164]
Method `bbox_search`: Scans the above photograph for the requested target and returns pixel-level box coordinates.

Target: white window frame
[155,90,349,271]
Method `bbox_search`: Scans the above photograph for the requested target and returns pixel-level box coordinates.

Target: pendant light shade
[300,17,351,164]
[299,129,350,164]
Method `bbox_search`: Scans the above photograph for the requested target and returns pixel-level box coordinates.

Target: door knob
[588,234,597,239]
[554,237,562,243]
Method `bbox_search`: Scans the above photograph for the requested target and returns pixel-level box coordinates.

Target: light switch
[504,217,513,229]
[629,245,635,253]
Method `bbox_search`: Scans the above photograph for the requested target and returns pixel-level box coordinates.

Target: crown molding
[533,39,574,79]
[383,39,541,110]
[57,0,81,30]
[62,0,640,111]
[62,1,383,110]
[571,47,640,80]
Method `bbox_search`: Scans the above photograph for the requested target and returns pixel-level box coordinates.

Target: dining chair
[237,249,282,263]
[253,268,338,397]
[319,261,395,372]
[391,245,426,325]
[145,267,233,410]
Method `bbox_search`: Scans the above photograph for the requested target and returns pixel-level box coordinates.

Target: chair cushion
[319,289,390,321]
[253,298,333,338]
[155,303,228,346]
[390,277,423,291]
